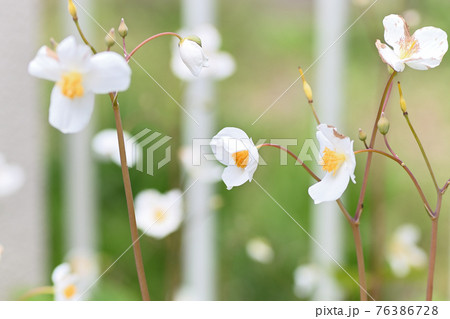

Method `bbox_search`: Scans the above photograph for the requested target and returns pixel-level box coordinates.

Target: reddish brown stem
[127,32,182,61]
[426,218,439,300]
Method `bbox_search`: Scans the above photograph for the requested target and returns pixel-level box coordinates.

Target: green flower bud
[377,113,390,135]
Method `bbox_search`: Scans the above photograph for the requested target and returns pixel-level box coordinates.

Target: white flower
[135,189,183,239]
[178,145,222,183]
[293,263,343,300]
[375,14,448,72]
[387,224,426,278]
[52,263,82,301]
[210,127,259,190]
[92,129,135,167]
[308,124,356,204]
[65,249,98,296]
[178,37,209,77]
[172,25,235,81]
[0,154,25,197]
[28,36,131,133]
[246,237,274,264]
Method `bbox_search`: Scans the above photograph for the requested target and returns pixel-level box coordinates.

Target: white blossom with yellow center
[210,127,259,190]
[376,14,448,72]
[51,263,81,301]
[308,124,356,204]
[28,36,131,133]
[135,189,183,239]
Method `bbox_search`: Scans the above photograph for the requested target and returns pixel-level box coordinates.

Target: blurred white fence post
[62,0,98,298]
[312,0,349,300]
[179,0,217,301]
[0,0,46,299]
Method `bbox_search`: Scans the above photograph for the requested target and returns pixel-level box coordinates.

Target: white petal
[308,168,350,204]
[210,127,251,166]
[0,162,25,197]
[92,129,134,166]
[208,52,236,80]
[222,166,250,190]
[48,86,95,134]
[407,26,448,70]
[383,14,409,53]
[57,36,92,71]
[28,46,62,81]
[85,52,131,93]
[375,40,405,72]
[316,124,352,154]
[179,39,208,77]
[52,263,71,284]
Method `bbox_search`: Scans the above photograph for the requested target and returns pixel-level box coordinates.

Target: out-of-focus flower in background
[178,145,222,183]
[65,249,98,296]
[0,153,25,197]
[92,129,135,167]
[210,127,259,190]
[293,263,343,300]
[308,124,356,204]
[246,237,274,264]
[172,24,235,81]
[52,263,82,301]
[402,9,421,28]
[0,245,4,262]
[135,189,183,239]
[28,36,131,133]
[386,224,427,278]
[375,14,448,72]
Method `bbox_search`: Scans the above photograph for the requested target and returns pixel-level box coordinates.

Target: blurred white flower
[387,224,427,277]
[0,153,25,197]
[246,237,274,264]
[178,145,222,183]
[376,14,448,72]
[52,263,82,301]
[308,124,356,204]
[135,189,183,239]
[92,129,135,167]
[210,127,259,190]
[178,37,209,77]
[172,24,235,81]
[28,36,131,133]
[293,263,343,299]
[65,249,98,296]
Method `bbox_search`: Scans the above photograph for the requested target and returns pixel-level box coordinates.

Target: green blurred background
[35,0,450,300]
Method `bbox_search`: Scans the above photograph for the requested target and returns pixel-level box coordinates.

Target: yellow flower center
[399,38,419,59]
[321,147,346,176]
[63,284,77,299]
[232,150,249,169]
[59,71,84,99]
[154,209,166,223]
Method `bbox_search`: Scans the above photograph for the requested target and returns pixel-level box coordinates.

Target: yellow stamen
[321,147,346,175]
[400,38,419,59]
[154,209,166,223]
[63,284,77,299]
[59,71,84,99]
[232,150,249,169]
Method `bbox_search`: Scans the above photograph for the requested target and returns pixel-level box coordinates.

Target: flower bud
[377,113,390,135]
[179,36,208,77]
[105,28,115,48]
[68,0,78,20]
[358,128,367,142]
[298,67,313,103]
[397,82,407,113]
[118,18,128,38]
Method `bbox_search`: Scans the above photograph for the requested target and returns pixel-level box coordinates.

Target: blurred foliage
[38,0,450,300]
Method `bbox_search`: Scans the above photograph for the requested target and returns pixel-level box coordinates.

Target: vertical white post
[0,0,46,299]
[180,0,217,301]
[312,0,349,300]
[62,0,98,297]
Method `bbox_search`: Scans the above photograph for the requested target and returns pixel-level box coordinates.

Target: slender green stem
[308,102,321,125]
[19,286,54,301]
[403,113,439,191]
[73,19,97,54]
[257,143,320,181]
[351,224,368,301]
[110,94,150,301]
[426,217,439,300]
[355,149,434,217]
[127,32,182,61]
[354,71,397,221]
